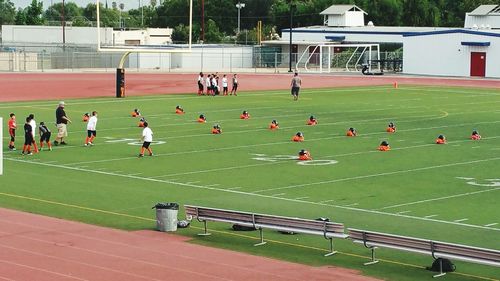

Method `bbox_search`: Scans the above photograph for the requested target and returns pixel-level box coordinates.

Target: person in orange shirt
[471,130,481,140]
[211,124,222,134]
[346,127,357,137]
[298,149,312,160]
[8,113,16,150]
[386,122,396,133]
[131,109,141,117]
[82,113,90,122]
[269,119,279,130]
[436,134,446,144]
[240,110,250,119]
[175,105,185,114]
[138,117,146,127]
[292,132,304,142]
[198,114,207,123]
[307,115,317,125]
[378,140,390,151]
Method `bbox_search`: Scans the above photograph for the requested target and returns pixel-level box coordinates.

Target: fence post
[274,52,277,73]
[23,51,27,72]
[41,52,44,72]
[230,53,232,73]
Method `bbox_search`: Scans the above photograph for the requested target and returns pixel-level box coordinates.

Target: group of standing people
[197,72,239,96]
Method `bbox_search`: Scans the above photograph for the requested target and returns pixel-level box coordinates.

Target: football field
[1,85,499,280]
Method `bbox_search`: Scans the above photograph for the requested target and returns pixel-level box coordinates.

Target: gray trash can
[153,203,179,232]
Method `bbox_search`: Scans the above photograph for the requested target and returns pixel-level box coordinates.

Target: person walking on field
[139,122,154,157]
[85,111,98,146]
[230,74,238,96]
[291,72,302,101]
[54,101,72,146]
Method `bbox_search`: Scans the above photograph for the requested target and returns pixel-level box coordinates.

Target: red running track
[0,72,499,102]
[0,208,380,281]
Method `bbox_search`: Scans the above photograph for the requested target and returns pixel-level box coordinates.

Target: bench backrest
[185,205,346,237]
[348,228,500,267]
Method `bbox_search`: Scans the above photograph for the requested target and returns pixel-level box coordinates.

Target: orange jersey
[8,118,16,130]
[298,153,312,160]
[386,127,396,133]
[138,121,145,127]
[307,120,317,125]
[378,145,390,151]
[198,118,206,123]
[131,112,140,117]
[240,114,250,119]
[82,115,89,122]
[176,109,185,114]
[211,128,221,134]
[292,135,304,142]
[269,123,279,130]
[346,131,356,137]
[436,138,446,144]
[471,134,481,140]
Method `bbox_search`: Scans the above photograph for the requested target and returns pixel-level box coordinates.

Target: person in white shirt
[197,72,204,95]
[28,114,39,153]
[85,111,98,146]
[205,75,212,95]
[222,74,228,95]
[139,122,154,157]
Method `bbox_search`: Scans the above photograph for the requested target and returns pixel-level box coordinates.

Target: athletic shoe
[149,153,154,156]
[54,141,59,146]
[138,154,144,157]
[89,142,94,146]
[60,141,67,145]
[48,147,52,151]
[9,147,16,151]
[27,152,33,155]
[84,143,88,146]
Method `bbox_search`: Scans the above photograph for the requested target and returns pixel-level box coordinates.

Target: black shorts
[24,135,34,145]
[223,86,228,92]
[87,130,97,138]
[40,132,51,142]
[9,129,15,141]
[232,84,238,91]
[142,141,151,148]
[291,87,300,96]
[198,82,203,91]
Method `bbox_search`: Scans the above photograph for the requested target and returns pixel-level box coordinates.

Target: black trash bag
[152,203,179,210]
[177,220,190,228]
[278,230,296,235]
[232,224,257,231]
[426,258,456,272]
[316,217,330,222]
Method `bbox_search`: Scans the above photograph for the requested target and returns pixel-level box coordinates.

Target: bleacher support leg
[324,238,337,257]
[433,259,446,278]
[254,228,267,246]
[364,247,379,265]
[198,220,211,236]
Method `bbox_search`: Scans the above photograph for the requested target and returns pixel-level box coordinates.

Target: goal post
[1,117,3,175]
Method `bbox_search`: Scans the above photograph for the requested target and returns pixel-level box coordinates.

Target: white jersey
[87,116,98,131]
[206,77,211,86]
[222,77,228,87]
[198,75,203,84]
[142,127,153,142]
[29,119,36,137]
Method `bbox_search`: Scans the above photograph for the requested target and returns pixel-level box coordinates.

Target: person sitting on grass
[211,124,222,134]
[82,113,90,122]
[346,127,357,137]
[292,132,304,142]
[269,120,279,130]
[175,105,185,114]
[131,109,141,117]
[307,115,318,126]
[298,149,312,160]
[240,110,250,119]
[471,130,481,140]
[138,117,146,127]
[198,114,207,123]
[378,140,390,151]
[387,122,396,133]
[436,134,446,144]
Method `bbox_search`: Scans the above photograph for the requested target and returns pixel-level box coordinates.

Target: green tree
[15,8,27,25]
[83,3,120,27]
[25,0,44,25]
[204,19,223,43]
[44,2,83,24]
[0,0,16,25]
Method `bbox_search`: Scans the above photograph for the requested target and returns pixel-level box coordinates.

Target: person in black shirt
[54,101,72,146]
[22,117,33,155]
[39,122,52,151]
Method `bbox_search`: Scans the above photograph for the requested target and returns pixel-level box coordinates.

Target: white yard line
[205,184,220,187]
[253,157,500,194]
[344,203,359,207]
[271,193,286,197]
[484,223,498,227]
[378,187,500,210]
[424,214,438,218]
[294,196,309,200]
[319,199,335,204]
[454,218,469,223]
[5,157,500,232]
[227,187,242,190]
[397,211,412,214]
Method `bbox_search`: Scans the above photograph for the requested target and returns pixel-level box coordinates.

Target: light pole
[235,1,245,34]
[288,1,295,73]
[61,0,65,47]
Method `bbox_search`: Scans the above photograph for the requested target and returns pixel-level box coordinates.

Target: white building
[320,5,367,27]
[464,5,500,29]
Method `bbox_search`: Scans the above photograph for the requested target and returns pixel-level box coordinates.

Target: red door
[470,52,486,77]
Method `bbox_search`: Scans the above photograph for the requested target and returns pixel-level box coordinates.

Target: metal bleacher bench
[348,228,500,278]
[184,205,348,256]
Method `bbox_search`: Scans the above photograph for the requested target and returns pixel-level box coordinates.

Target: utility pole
[288,1,295,73]
[62,0,66,48]
[236,1,246,34]
[201,0,205,42]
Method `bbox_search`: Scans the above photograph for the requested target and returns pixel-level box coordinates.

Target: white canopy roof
[320,5,367,16]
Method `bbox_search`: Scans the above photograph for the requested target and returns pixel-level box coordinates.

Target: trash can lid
[152,203,179,210]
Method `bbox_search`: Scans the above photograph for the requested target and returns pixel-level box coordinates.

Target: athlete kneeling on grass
[387,122,396,133]
[292,132,304,142]
[139,122,153,157]
[82,113,90,122]
[307,115,318,126]
[436,134,446,144]
[471,130,481,140]
[346,127,357,137]
[175,105,185,114]
[138,117,146,127]
[269,120,279,130]
[131,109,141,117]
[211,124,222,134]
[378,140,390,151]
[298,149,312,160]
[240,110,250,119]
[198,114,207,123]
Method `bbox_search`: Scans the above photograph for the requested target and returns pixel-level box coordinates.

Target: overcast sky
[14,0,151,10]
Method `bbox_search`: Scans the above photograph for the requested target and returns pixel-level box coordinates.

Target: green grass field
[1,85,499,281]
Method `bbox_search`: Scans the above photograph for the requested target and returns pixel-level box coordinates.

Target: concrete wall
[403,32,500,78]
[1,25,113,45]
